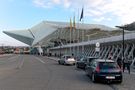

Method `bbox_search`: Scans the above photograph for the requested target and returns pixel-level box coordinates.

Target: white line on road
[131,72,135,75]
[18,58,24,69]
[16,55,24,69]
[6,55,19,62]
[35,57,45,64]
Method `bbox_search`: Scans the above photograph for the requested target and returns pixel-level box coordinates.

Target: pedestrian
[108,53,113,60]
[123,57,131,74]
[117,57,122,69]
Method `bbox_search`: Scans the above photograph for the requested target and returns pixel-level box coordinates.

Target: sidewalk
[47,56,135,75]
[46,56,60,61]
[0,54,13,58]
[130,66,135,74]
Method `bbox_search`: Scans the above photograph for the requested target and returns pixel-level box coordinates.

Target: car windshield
[66,56,72,59]
[80,58,86,61]
[88,58,96,61]
[99,62,118,69]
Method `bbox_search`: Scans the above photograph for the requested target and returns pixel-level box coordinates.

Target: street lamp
[116,26,126,61]
[57,37,62,59]
[116,25,127,69]
[116,22,135,59]
[115,25,127,65]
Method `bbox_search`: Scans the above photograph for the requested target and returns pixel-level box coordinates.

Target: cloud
[33,0,135,24]
[93,17,112,22]
[53,0,60,4]
[63,0,71,8]
[8,0,15,2]
[33,0,70,8]
[33,0,52,8]
[93,17,105,22]
[99,0,135,24]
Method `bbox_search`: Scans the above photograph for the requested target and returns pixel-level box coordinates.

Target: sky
[0,0,135,46]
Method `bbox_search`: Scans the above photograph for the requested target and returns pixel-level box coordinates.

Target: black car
[76,57,97,69]
[85,59,122,83]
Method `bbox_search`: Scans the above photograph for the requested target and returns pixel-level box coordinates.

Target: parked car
[85,59,122,83]
[76,57,97,69]
[58,55,76,65]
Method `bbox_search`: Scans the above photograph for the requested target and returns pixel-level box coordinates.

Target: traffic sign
[95,47,100,52]
[96,42,100,47]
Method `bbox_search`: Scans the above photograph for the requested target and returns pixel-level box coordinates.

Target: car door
[88,61,97,76]
[79,58,85,67]
[61,56,65,64]
[85,60,93,75]
[80,58,87,68]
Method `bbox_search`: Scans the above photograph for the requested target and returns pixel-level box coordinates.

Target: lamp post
[116,22,135,60]
[115,25,126,64]
[60,39,61,59]
[57,37,61,59]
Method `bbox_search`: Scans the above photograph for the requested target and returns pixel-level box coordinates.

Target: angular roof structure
[3,21,120,47]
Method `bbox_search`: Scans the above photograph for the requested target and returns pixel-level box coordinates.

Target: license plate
[106,76,115,79]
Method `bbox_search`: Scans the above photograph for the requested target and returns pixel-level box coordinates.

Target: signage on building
[95,42,100,52]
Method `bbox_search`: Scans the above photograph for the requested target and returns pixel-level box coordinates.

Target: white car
[58,55,76,65]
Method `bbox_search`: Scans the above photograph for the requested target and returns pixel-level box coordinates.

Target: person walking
[117,57,122,69]
[108,53,113,60]
[123,57,131,74]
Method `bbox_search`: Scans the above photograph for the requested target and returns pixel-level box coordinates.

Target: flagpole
[72,17,75,54]
[77,8,80,57]
[82,19,84,55]
[70,18,72,55]
[73,15,76,56]
[80,7,84,56]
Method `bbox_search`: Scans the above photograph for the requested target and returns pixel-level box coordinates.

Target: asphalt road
[0,55,134,90]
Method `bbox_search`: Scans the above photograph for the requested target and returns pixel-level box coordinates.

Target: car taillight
[95,65,100,73]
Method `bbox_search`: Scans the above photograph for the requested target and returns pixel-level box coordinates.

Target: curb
[46,57,60,61]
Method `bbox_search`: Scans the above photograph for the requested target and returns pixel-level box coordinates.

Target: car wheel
[83,66,86,70]
[63,61,66,65]
[92,73,96,83]
[118,80,122,84]
[58,61,61,64]
[76,64,79,68]
[85,69,89,76]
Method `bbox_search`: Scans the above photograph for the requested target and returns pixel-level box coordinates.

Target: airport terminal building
[3,21,135,65]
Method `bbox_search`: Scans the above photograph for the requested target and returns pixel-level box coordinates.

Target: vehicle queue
[58,55,123,84]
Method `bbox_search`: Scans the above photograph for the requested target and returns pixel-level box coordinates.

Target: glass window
[99,62,118,69]
[90,61,97,67]
[87,58,97,63]
[66,56,71,58]
[83,59,87,62]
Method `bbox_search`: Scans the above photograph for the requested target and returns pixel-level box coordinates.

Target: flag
[70,18,72,30]
[73,16,76,29]
[80,8,83,21]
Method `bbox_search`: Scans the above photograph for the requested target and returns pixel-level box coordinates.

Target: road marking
[18,58,24,69]
[46,57,59,61]
[16,55,24,69]
[131,72,135,75]
[35,57,45,64]
[3,55,19,63]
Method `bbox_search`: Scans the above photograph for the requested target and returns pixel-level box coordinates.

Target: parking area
[0,55,134,90]
[46,56,135,90]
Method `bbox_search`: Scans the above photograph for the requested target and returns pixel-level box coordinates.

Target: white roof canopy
[3,21,120,47]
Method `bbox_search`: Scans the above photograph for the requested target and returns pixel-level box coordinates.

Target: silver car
[58,55,76,65]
